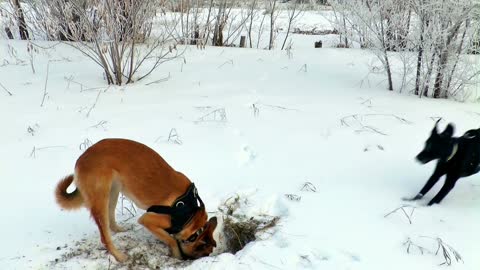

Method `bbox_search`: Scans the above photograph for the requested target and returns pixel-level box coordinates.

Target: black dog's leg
[404,165,444,201]
[427,174,459,206]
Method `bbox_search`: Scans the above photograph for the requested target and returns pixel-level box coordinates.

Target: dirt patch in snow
[50,220,191,270]
[51,195,279,269]
[214,195,280,254]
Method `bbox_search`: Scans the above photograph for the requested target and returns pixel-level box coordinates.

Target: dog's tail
[55,174,84,210]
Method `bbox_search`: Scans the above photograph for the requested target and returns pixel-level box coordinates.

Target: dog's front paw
[171,247,182,260]
[402,194,422,202]
[111,224,128,233]
[427,200,439,206]
[112,251,128,263]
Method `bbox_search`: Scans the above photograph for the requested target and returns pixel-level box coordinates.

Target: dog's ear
[442,123,455,137]
[207,217,217,230]
[431,118,443,135]
[432,122,439,135]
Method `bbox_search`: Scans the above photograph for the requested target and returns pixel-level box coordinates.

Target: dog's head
[176,209,218,259]
[416,120,455,164]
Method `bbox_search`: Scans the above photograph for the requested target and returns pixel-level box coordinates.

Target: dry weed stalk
[403,236,464,266]
[384,205,416,224]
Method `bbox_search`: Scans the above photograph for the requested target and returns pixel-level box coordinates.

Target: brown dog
[55,138,217,262]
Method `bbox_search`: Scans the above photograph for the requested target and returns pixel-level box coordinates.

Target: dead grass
[217,195,280,254]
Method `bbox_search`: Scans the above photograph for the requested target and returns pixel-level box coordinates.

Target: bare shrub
[281,0,305,50]
[28,0,181,85]
[330,0,479,98]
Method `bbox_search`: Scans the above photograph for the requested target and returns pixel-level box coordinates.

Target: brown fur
[55,138,217,263]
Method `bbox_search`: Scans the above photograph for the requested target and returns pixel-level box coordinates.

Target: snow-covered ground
[1,9,480,270]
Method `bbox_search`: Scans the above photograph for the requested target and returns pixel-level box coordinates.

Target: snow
[1,9,480,270]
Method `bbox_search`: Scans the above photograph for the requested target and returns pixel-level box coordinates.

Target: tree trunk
[380,15,393,91]
[212,2,225,46]
[415,19,426,96]
[414,45,424,96]
[399,8,411,50]
[342,17,348,48]
[247,0,256,48]
[445,20,469,95]
[281,11,294,50]
[12,0,29,40]
[268,0,277,50]
[240,36,246,48]
[422,52,437,97]
[385,16,395,51]
[433,21,463,98]
[384,49,394,91]
[5,27,14,39]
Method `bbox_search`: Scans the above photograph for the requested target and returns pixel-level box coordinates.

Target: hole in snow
[213,195,280,255]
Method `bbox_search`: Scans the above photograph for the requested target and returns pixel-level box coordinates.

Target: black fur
[404,120,480,205]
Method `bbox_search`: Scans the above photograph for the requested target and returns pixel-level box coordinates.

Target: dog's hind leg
[108,182,126,233]
[91,206,128,262]
[428,174,459,205]
[88,176,127,262]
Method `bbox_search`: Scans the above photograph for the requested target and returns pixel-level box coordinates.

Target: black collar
[147,183,204,234]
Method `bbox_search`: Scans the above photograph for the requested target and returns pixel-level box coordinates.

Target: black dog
[404,120,480,205]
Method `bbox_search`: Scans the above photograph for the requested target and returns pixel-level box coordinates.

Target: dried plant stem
[0,82,13,96]
[40,62,50,107]
[86,88,108,118]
